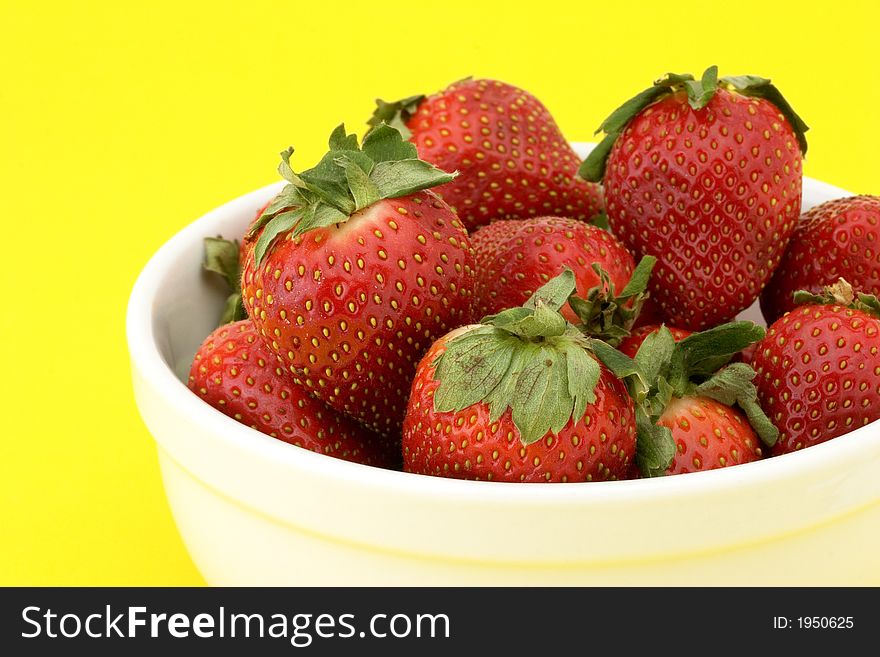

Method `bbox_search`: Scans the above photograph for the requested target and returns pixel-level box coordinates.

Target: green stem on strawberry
[367,95,426,140]
[578,66,810,182]
[793,278,880,318]
[431,269,605,445]
[569,255,657,345]
[202,236,247,325]
[246,123,457,265]
[592,321,778,477]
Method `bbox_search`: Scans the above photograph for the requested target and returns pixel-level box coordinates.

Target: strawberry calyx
[591,321,777,476]
[793,278,880,318]
[367,95,426,140]
[431,269,604,445]
[247,123,457,266]
[203,236,247,325]
[570,255,657,345]
[578,66,809,183]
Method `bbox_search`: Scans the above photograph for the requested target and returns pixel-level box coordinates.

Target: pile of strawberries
[188,69,880,482]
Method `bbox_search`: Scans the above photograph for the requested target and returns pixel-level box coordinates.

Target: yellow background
[2,0,877,585]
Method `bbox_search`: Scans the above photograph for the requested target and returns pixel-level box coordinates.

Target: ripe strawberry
[592,321,777,476]
[368,78,604,231]
[760,195,880,323]
[581,66,809,330]
[617,324,692,358]
[470,216,636,323]
[752,280,880,455]
[188,321,397,468]
[657,395,764,475]
[241,125,475,436]
[403,271,636,482]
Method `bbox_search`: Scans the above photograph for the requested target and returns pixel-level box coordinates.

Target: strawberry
[580,66,809,330]
[241,125,476,436]
[760,195,880,323]
[592,321,777,475]
[617,324,692,358]
[656,395,765,475]
[469,216,637,324]
[188,321,397,468]
[752,280,880,455]
[368,78,604,231]
[402,271,636,482]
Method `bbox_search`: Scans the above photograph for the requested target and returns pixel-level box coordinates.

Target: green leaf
[433,328,518,413]
[571,257,656,345]
[430,282,605,446]
[253,208,303,265]
[510,346,569,444]
[857,293,880,317]
[366,94,426,140]
[203,236,241,291]
[590,212,610,231]
[370,159,456,200]
[597,72,694,135]
[618,255,657,300]
[562,341,600,423]
[635,406,675,477]
[695,363,779,447]
[524,268,577,311]
[676,321,765,378]
[793,278,880,318]
[579,72,697,184]
[254,122,457,262]
[361,122,419,162]
[336,155,380,209]
[683,65,718,110]
[490,300,568,339]
[291,202,348,238]
[634,326,676,384]
[578,133,616,183]
[220,292,247,324]
[721,74,809,155]
[328,124,360,152]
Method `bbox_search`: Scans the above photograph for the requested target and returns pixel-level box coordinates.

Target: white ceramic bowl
[127,144,880,585]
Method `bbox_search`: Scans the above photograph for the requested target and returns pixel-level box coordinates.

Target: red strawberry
[241,125,475,436]
[752,280,880,455]
[369,79,604,231]
[403,271,636,482]
[469,217,518,265]
[581,66,808,330]
[617,324,692,358]
[657,396,764,474]
[470,216,636,323]
[189,321,397,467]
[760,195,880,323]
[592,321,777,476]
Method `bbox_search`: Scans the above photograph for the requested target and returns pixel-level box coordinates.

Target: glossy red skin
[604,88,803,330]
[631,296,666,329]
[402,330,637,482]
[405,79,604,231]
[242,191,476,437]
[471,216,635,323]
[752,304,880,455]
[617,324,693,358]
[470,218,518,267]
[658,396,763,475]
[188,321,397,468]
[760,196,880,323]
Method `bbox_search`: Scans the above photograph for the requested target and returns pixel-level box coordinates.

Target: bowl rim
[125,153,880,508]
